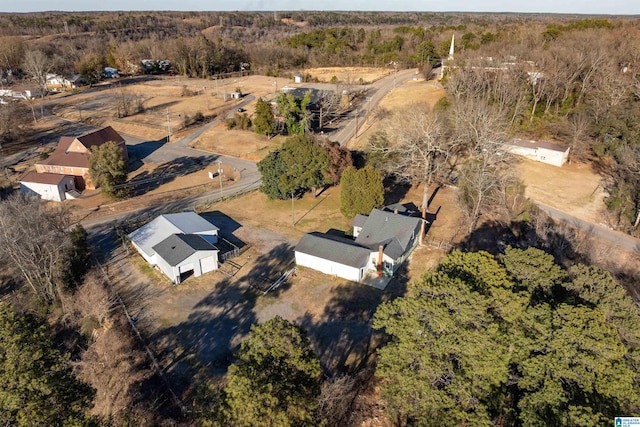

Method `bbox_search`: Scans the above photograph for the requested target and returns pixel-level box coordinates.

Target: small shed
[294,74,303,83]
[19,171,76,202]
[507,139,570,167]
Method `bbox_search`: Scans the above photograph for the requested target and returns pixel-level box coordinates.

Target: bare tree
[317,89,343,129]
[22,49,52,120]
[448,96,517,231]
[369,103,456,210]
[0,194,71,302]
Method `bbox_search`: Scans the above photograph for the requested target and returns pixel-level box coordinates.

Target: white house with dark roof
[506,139,570,167]
[128,212,220,284]
[295,208,424,283]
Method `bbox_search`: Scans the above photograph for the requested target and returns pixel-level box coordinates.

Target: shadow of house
[126,138,167,170]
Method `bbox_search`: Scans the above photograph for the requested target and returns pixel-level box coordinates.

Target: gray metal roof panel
[152,234,217,266]
[295,232,371,268]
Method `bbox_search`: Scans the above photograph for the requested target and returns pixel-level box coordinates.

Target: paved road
[535,202,640,253]
[324,69,417,146]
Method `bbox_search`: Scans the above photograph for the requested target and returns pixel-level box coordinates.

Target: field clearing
[349,81,447,150]
[303,66,392,84]
[192,122,286,161]
[50,75,294,140]
[516,158,607,224]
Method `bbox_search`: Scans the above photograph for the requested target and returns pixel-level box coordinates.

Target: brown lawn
[303,67,392,84]
[516,158,607,224]
[349,81,446,150]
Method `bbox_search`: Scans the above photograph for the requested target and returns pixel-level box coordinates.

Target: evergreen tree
[373,248,640,426]
[0,303,95,426]
[275,91,311,135]
[257,134,330,200]
[222,316,322,426]
[254,97,276,136]
[340,165,384,218]
[88,141,128,199]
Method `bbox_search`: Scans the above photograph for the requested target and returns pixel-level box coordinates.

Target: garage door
[200,256,217,274]
[179,263,194,273]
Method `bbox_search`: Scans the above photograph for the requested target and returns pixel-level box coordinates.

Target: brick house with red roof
[33,126,128,190]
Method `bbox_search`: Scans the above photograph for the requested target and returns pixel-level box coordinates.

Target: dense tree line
[373,247,640,425]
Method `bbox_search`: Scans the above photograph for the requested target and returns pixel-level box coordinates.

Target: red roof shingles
[36,126,126,170]
[20,171,68,185]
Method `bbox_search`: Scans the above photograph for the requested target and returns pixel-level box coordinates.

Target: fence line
[194,179,261,212]
[94,257,189,415]
[425,238,454,252]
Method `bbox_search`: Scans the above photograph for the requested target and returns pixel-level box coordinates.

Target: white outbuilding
[506,139,570,167]
[19,171,76,202]
[128,212,220,284]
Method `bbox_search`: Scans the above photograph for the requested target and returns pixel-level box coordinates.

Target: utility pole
[166,108,172,142]
[217,160,223,199]
[355,107,359,138]
[291,192,295,227]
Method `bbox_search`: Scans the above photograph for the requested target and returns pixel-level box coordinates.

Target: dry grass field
[516,158,607,224]
[349,81,446,150]
[303,66,392,83]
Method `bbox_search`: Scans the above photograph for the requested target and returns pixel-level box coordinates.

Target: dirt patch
[516,158,607,224]
[303,67,392,84]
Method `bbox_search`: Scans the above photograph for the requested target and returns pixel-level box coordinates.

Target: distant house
[295,208,425,283]
[19,172,77,202]
[128,212,220,284]
[103,67,120,79]
[33,126,127,191]
[46,73,86,91]
[506,139,570,167]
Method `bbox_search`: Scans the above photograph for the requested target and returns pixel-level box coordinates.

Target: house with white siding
[295,208,425,283]
[128,212,220,284]
[506,139,570,167]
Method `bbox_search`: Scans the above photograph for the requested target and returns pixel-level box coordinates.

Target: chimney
[377,245,384,275]
[394,208,398,215]
[420,209,427,246]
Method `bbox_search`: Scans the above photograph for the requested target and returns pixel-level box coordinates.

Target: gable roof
[128,212,219,258]
[152,234,218,266]
[19,171,69,185]
[355,209,422,259]
[352,214,368,228]
[76,126,125,150]
[295,232,371,268]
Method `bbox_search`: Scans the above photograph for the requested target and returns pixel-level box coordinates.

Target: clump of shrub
[226,113,252,130]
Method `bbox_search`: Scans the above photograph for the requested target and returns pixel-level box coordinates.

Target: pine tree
[340,165,384,218]
[0,303,95,426]
[254,97,276,136]
[222,316,322,426]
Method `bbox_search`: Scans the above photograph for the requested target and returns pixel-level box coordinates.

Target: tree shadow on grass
[242,242,296,295]
[128,155,216,196]
[298,268,409,376]
[146,277,258,398]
